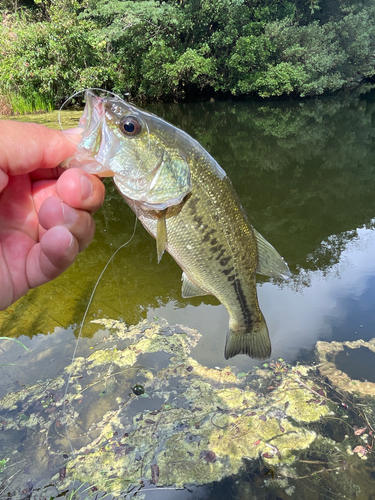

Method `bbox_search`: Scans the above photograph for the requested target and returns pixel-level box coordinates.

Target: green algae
[2,320,372,498]
[0,376,65,411]
[55,321,332,493]
[316,337,375,397]
[0,374,82,440]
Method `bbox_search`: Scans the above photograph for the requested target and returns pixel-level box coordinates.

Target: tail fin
[224,315,271,360]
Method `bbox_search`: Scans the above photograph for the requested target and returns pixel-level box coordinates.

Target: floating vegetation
[316,338,375,397]
[1,321,375,499]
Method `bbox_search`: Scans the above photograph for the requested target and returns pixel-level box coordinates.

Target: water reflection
[2,90,375,360]
[262,222,375,360]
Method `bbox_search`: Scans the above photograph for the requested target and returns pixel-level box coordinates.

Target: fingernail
[64,127,84,135]
[81,174,93,200]
[61,202,78,225]
[67,233,75,251]
[0,170,9,193]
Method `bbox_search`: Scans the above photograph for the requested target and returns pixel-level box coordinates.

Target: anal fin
[181,272,211,298]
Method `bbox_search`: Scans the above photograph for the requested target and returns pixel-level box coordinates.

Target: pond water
[2,88,375,498]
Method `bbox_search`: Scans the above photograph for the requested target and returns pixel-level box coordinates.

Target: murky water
[2,89,375,498]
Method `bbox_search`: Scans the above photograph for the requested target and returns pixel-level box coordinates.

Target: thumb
[0,121,80,177]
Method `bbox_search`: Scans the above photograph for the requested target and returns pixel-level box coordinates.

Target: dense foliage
[1,0,375,109]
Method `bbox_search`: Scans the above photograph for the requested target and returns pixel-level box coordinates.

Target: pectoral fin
[254,229,291,279]
[156,210,167,263]
[181,272,211,298]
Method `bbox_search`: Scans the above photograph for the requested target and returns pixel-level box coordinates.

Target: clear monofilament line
[58,87,130,143]
[62,217,137,457]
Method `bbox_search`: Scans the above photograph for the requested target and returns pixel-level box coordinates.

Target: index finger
[0,121,81,176]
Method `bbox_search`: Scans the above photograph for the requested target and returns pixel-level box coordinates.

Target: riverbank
[1,0,375,113]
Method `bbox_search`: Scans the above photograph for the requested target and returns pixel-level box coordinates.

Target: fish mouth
[73,90,122,176]
[80,90,104,127]
[78,91,105,152]
[60,91,110,174]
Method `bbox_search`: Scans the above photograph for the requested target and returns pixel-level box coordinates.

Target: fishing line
[107,210,126,314]
[62,216,138,457]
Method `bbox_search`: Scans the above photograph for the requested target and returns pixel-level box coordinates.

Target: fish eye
[119,115,142,136]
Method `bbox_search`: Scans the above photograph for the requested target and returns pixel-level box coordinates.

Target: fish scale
[125,148,270,360]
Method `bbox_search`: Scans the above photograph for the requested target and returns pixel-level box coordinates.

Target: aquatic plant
[1,319,375,498]
[316,338,375,397]
[0,459,6,474]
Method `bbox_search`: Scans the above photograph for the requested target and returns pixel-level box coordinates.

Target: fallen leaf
[354,427,367,436]
[353,446,367,456]
[151,464,160,485]
[199,450,216,463]
[59,467,66,481]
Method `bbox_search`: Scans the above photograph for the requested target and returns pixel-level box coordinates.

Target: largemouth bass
[64,90,290,360]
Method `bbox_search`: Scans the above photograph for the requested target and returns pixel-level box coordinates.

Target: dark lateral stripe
[202,229,216,243]
[221,267,234,275]
[215,249,226,260]
[193,215,203,226]
[210,244,223,253]
[188,197,199,212]
[211,237,218,245]
[231,278,253,329]
[220,256,231,267]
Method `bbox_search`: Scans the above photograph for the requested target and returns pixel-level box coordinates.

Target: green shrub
[0,0,117,111]
[0,0,374,103]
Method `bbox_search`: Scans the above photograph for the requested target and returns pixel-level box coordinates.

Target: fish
[63,90,290,360]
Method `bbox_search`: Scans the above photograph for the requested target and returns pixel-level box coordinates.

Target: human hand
[0,121,105,310]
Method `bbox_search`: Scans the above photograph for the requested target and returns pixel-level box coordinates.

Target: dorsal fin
[253,229,291,279]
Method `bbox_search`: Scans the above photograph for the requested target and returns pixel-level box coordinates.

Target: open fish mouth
[61,90,118,177]
[78,91,105,140]
[76,91,120,175]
